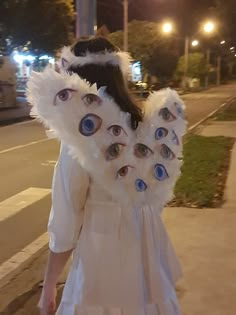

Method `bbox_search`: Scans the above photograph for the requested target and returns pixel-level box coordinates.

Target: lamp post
[75,0,96,38]
[202,21,216,88]
[123,0,129,51]
[183,36,189,89]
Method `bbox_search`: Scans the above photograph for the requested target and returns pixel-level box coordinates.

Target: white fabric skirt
[56,202,182,315]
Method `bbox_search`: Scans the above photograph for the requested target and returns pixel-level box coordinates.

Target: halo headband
[60,46,132,75]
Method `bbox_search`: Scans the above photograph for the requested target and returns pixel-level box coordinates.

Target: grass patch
[172,134,235,208]
[214,101,236,121]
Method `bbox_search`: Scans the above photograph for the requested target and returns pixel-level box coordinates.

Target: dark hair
[68,36,143,129]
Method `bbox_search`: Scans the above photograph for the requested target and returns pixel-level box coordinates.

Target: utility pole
[183,36,189,90]
[205,49,210,88]
[123,0,128,51]
[216,56,221,86]
[76,0,97,38]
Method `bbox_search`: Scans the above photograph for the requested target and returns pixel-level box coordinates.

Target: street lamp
[203,21,215,34]
[192,40,199,47]
[202,21,216,87]
[162,22,173,34]
[220,40,226,45]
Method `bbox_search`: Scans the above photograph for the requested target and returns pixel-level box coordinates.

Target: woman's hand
[38,285,57,315]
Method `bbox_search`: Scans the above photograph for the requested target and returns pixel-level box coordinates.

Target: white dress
[49,144,182,315]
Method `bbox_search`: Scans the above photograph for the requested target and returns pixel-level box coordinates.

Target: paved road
[0,83,236,314]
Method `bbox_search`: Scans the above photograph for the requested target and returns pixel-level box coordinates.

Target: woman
[36,36,183,315]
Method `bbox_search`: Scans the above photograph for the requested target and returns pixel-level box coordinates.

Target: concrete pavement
[164,121,236,315]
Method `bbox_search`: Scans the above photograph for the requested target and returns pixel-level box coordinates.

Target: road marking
[41,160,57,167]
[0,187,51,222]
[0,138,50,154]
[0,232,48,290]
[188,97,234,131]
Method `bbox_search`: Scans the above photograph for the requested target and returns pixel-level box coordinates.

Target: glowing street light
[220,40,226,45]
[192,40,199,47]
[203,21,215,34]
[162,22,173,34]
[230,47,235,51]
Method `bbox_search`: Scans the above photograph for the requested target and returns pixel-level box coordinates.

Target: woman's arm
[44,249,72,289]
[39,144,90,314]
[39,250,72,315]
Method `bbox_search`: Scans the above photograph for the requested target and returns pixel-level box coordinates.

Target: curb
[188,97,235,132]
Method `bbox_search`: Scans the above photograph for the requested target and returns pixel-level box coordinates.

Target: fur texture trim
[27,67,186,208]
[59,46,132,75]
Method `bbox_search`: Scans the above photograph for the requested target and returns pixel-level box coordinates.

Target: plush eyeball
[105,143,125,160]
[154,164,169,181]
[175,102,184,117]
[135,179,147,192]
[117,165,133,179]
[79,114,102,136]
[55,88,76,104]
[155,127,169,140]
[107,125,127,137]
[160,144,175,160]
[171,130,179,145]
[82,93,102,106]
[159,107,176,122]
[134,143,153,159]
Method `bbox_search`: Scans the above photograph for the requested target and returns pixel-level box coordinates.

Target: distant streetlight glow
[220,40,226,45]
[230,47,235,50]
[192,40,199,47]
[203,21,215,34]
[162,22,173,34]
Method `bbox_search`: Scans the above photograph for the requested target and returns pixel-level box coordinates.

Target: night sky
[97,0,216,34]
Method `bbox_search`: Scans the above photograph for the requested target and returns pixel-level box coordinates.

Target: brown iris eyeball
[118,166,129,177]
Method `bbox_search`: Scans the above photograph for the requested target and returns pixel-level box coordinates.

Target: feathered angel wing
[27,68,186,208]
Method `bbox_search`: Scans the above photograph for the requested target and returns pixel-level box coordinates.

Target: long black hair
[67,36,143,129]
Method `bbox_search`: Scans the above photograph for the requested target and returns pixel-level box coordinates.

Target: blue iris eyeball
[171,130,179,145]
[154,164,169,181]
[155,127,168,140]
[135,179,147,192]
[175,102,183,116]
[79,114,102,136]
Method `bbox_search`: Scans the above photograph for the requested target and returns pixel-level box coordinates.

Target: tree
[108,20,179,81]
[0,0,74,55]
[175,53,208,80]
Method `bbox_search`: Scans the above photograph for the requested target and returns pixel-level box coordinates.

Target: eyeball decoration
[106,143,125,161]
[134,143,153,159]
[154,164,169,181]
[79,114,102,137]
[27,65,186,208]
[155,127,168,140]
[108,125,127,137]
[54,88,76,105]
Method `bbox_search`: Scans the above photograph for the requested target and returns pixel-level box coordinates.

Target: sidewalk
[163,121,236,315]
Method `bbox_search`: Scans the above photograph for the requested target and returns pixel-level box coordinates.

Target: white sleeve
[48,143,90,253]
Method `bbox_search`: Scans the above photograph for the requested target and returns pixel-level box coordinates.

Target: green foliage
[0,0,74,55]
[175,53,208,79]
[108,20,178,80]
[174,134,234,208]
